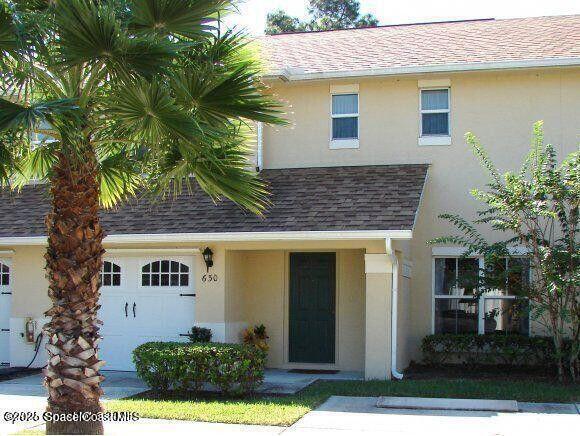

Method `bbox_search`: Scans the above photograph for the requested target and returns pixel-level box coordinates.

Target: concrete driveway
[0,371,147,434]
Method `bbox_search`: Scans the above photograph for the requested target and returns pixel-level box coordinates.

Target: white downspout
[256,122,263,171]
[386,238,404,380]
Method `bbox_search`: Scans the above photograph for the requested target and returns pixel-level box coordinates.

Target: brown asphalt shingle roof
[260,15,580,75]
[0,165,428,238]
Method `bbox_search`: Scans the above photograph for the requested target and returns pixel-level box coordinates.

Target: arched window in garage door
[0,262,9,286]
[141,260,189,287]
[101,261,121,287]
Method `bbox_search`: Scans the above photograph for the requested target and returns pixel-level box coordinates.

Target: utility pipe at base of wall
[386,238,404,380]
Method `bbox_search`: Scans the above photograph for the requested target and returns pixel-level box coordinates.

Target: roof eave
[0,230,414,246]
[263,57,580,82]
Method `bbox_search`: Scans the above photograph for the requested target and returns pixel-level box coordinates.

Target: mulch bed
[0,366,42,382]
[405,362,560,382]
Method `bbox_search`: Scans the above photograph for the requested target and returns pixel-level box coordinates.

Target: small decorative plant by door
[243,324,269,352]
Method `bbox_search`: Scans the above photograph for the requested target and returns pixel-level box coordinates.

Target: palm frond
[12,141,59,188]
[0,4,18,55]
[149,126,269,214]
[172,66,285,125]
[0,97,78,131]
[129,0,228,39]
[56,0,174,77]
[0,138,16,185]
[104,77,228,157]
[98,151,143,209]
[1,0,285,214]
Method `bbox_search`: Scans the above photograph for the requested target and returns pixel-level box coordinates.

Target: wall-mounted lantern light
[202,247,214,272]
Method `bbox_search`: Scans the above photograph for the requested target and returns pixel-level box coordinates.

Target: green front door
[289,253,336,364]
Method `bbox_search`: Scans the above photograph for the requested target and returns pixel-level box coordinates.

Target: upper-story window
[330,93,359,149]
[419,88,451,146]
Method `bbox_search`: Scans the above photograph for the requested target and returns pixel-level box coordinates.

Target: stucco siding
[264,68,579,170]
[237,249,365,371]
[264,67,580,362]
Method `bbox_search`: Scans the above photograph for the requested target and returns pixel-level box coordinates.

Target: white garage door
[99,256,196,371]
[0,259,11,366]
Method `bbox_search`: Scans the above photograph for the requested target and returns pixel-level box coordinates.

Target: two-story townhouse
[0,15,578,379]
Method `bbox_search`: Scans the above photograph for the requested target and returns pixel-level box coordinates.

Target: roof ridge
[263,14,580,37]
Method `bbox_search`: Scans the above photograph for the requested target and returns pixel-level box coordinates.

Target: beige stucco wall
[264,68,579,170]
[263,67,580,362]
[231,249,365,371]
[5,241,384,374]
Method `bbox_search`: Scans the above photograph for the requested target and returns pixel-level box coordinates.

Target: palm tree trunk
[43,148,105,434]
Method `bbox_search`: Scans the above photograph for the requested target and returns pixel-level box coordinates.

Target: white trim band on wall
[431,246,530,257]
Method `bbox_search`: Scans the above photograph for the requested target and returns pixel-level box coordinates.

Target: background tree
[430,122,579,381]
[265,0,379,35]
[0,0,283,433]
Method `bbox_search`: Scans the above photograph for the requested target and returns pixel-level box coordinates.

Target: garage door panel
[132,295,166,335]
[98,255,196,371]
[99,294,129,335]
[0,259,11,365]
[0,293,11,330]
[0,332,9,365]
[164,296,195,335]
[99,336,132,371]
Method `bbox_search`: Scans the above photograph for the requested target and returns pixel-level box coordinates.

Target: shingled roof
[260,15,580,78]
[0,165,428,238]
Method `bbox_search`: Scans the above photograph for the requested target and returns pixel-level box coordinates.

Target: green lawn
[105,379,580,427]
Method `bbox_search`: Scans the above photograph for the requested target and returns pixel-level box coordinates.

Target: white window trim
[330,92,359,149]
[431,255,531,336]
[419,87,451,146]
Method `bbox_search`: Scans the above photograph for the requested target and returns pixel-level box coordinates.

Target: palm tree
[0,1,283,433]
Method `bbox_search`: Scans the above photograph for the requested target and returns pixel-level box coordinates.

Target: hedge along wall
[421,334,571,367]
[133,342,267,395]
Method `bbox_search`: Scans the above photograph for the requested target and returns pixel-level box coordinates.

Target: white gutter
[256,122,263,171]
[105,248,200,255]
[0,230,413,246]
[264,57,580,82]
[386,238,404,380]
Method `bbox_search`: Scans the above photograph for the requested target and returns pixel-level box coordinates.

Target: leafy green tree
[265,0,379,35]
[430,122,579,381]
[265,9,307,34]
[0,0,283,433]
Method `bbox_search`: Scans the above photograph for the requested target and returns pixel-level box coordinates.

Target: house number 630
[202,274,218,282]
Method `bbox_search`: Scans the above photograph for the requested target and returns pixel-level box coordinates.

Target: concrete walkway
[0,369,362,433]
[1,371,576,435]
[288,396,580,436]
[18,396,580,435]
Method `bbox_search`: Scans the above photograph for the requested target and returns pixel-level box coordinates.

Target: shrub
[421,334,570,368]
[188,326,212,343]
[242,324,269,352]
[133,342,266,395]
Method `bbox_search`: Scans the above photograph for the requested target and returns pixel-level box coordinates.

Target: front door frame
[283,250,339,369]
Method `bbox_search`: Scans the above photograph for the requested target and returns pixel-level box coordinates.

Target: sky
[223,0,580,35]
